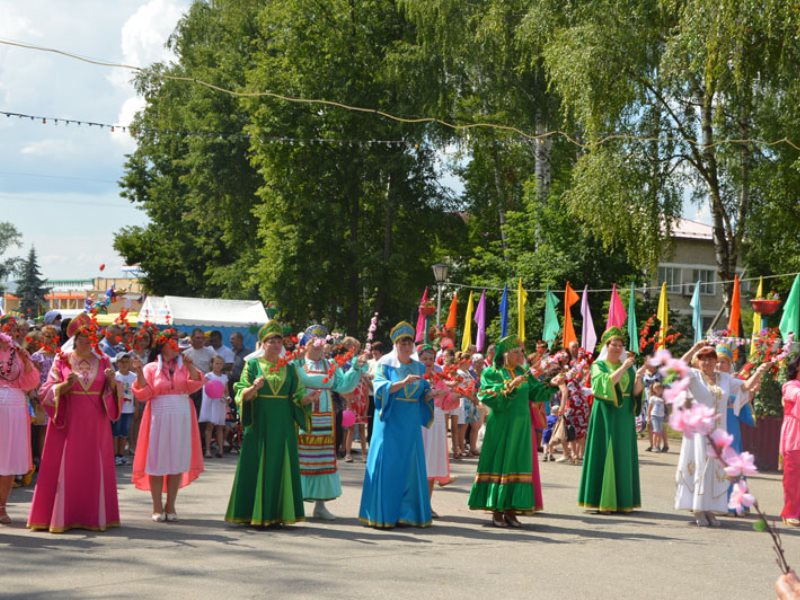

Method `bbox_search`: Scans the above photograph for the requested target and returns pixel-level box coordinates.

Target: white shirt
[116,371,137,414]
[212,344,235,365]
[182,346,217,373]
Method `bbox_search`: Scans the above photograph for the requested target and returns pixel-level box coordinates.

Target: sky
[0,0,190,279]
[0,1,709,281]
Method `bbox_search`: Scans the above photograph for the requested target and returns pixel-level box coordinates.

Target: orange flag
[562,282,580,348]
[727,275,741,360]
[445,292,458,331]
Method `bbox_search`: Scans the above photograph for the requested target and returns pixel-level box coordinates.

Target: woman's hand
[622,354,636,370]
[60,372,78,393]
[104,367,116,386]
[252,376,265,391]
[131,356,144,373]
[302,390,322,406]
[356,352,369,367]
[183,354,194,369]
[402,374,421,386]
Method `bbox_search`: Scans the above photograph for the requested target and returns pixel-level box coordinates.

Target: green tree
[115,0,466,333]
[16,247,48,318]
[0,222,22,293]
[520,0,800,310]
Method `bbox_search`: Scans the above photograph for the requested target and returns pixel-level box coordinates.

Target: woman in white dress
[418,345,452,517]
[676,342,770,526]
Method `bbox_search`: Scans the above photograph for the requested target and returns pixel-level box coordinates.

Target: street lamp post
[432,263,449,328]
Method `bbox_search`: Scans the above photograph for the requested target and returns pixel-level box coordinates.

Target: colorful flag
[750,277,763,356]
[657,282,668,349]
[474,290,486,352]
[563,282,580,348]
[580,285,596,352]
[445,292,458,331]
[415,287,428,343]
[780,274,800,340]
[728,275,741,360]
[461,291,475,352]
[543,288,560,348]
[627,282,639,354]
[517,278,528,343]
[690,280,703,345]
[500,284,509,337]
[606,283,627,330]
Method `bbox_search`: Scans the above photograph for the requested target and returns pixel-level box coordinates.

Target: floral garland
[638,314,682,351]
[649,349,790,575]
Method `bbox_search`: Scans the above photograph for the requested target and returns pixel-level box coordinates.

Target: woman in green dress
[225,322,316,527]
[577,327,645,513]
[468,335,551,528]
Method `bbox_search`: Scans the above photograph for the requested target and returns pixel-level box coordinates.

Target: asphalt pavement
[1,438,796,599]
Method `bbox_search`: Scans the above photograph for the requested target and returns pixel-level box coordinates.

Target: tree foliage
[16,247,48,318]
[0,222,23,292]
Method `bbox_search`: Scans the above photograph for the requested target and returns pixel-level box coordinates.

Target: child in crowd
[199,355,229,459]
[647,382,667,452]
[542,405,559,462]
[113,353,137,466]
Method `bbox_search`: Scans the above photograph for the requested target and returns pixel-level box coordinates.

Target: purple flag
[474,290,487,351]
[606,283,627,330]
[415,287,428,342]
[580,285,597,352]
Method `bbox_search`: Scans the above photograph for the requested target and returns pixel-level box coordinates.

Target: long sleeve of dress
[478,367,513,413]
[527,374,551,403]
[591,361,627,408]
[331,360,367,395]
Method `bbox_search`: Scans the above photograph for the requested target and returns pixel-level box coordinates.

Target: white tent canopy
[138,296,268,327]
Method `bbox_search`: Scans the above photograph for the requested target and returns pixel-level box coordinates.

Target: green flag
[780,274,800,340]
[543,287,561,349]
[627,282,639,354]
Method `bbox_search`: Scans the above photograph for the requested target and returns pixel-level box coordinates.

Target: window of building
[692,268,716,296]
[658,266,683,294]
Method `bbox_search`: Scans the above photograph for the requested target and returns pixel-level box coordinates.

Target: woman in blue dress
[359,321,434,528]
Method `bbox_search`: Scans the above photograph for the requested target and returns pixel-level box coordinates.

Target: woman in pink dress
[28,313,122,532]
[0,317,39,524]
[132,328,205,523]
[781,356,800,526]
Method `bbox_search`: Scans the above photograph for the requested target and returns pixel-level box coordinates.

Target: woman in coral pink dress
[28,313,122,532]
[132,328,204,523]
[781,356,800,526]
[0,317,39,525]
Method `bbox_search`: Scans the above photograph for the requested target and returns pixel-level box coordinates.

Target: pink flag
[415,287,428,342]
[474,290,487,351]
[580,285,597,352]
[606,283,627,330]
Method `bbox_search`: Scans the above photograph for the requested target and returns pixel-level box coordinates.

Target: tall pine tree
[16,247,48,318]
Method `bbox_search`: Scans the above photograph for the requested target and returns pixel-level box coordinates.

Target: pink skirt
[0,387,32,475]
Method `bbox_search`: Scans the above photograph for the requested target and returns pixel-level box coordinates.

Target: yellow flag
[657,282,669,349]
[750,276,764,357]
[461,291,474,353]
[517,278,527,343]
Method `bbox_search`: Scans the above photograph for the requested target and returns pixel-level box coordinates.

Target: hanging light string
[0,110,416,147]
[3,37,800,151]
[442,271,800,296]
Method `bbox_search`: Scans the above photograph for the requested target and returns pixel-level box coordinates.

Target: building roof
[672,218,713,241]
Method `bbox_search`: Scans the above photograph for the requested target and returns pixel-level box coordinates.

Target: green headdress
[494,334,520,368]
[600,327,626,348]
[416,343,436,356]
[258,321,284,341]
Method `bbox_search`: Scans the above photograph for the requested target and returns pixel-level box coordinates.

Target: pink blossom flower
[648,349,672,367]
[663,378,689,403]
[662,357,690,379]
[728,480,755,515]
[669,401,716,436]
[724,451,758,478]
[710,428,734,451]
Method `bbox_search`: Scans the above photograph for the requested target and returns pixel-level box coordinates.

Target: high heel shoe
[783,517,800,527]
[152,512,166,523]
[165,512,178,522]
[0,504,11,525]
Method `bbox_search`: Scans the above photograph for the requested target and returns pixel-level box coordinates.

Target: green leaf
[753,519,767,532]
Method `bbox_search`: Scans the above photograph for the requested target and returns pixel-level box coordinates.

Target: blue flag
[690,280,703,344]
[500,284,509,337]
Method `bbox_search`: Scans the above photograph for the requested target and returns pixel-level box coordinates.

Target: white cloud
[20,138,78,157]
